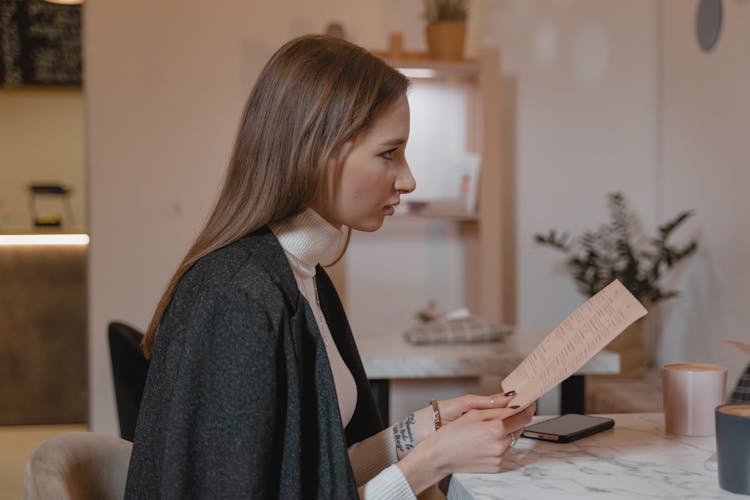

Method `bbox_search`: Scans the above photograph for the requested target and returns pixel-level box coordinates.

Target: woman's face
[313,94,416,232]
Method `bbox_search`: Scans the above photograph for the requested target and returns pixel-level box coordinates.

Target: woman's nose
[396,162,416,193]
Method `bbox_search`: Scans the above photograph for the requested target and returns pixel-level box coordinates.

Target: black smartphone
[521,414,614,443]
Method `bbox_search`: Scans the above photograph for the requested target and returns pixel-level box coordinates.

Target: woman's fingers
[468,392,516,410]
[503,402,536,432]
[494,402,536,438]
[438,391,525,422]
[457,403,535,440]
[455,406,525,424]
[442,392,516,418]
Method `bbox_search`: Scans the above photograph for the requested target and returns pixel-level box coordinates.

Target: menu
[501,279,648,412]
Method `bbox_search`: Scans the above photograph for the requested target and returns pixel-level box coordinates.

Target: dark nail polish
[510,405,520,409]
[504,390,516,397]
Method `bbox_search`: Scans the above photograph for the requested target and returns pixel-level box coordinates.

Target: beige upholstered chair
[24,432,132,500]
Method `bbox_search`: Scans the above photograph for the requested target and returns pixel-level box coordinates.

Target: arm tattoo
[393,413,416,458]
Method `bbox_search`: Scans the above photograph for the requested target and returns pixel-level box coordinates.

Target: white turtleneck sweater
[270,209,415,500]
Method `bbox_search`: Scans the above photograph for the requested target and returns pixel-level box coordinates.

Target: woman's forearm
[391,406,445,495]
[394,436,446,496]
[392,406,434,459]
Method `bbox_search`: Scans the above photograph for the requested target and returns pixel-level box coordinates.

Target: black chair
[108,322,150,442]
[729,362,750,404]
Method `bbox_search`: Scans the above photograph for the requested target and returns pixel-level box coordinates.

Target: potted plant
[423,0,468,61]
[534,192,698,377]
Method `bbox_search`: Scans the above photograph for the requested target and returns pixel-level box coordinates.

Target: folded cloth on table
[403,315,512,345]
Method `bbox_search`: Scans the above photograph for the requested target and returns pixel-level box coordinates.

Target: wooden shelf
[330,47,513,325]
[393,210,479,222]
[385,59,480,81]
[372,33,479,80]
[0,227,87,235]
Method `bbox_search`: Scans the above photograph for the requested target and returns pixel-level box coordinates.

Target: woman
[125,34,534,499]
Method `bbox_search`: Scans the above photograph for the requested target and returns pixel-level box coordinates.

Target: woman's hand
[434,403,536,473]
[393,392,519,459]
[397,402,536,495]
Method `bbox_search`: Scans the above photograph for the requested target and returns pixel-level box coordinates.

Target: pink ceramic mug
[662,363,727,436]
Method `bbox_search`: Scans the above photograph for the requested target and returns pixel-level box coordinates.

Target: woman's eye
[380,148,397,160]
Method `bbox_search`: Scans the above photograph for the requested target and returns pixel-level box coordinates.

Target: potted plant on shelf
[534,192,699,378]
[423,0,468,61]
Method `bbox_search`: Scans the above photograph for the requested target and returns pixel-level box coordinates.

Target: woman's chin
[350,215,385,232]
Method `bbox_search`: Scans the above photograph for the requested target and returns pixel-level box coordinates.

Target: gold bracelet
[429,399,443,431]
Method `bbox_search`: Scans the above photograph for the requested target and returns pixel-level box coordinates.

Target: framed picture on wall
[0,0,82,86]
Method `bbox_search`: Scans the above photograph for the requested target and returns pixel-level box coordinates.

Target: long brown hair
[142,35,409,357]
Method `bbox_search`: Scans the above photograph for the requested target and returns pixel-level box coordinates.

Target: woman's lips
[384,200,400,213]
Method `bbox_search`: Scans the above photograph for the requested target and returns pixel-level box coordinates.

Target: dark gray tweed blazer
[124,227,383,499]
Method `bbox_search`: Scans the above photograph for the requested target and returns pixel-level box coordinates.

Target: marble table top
[448,413,738,500]
[355,329,620,379]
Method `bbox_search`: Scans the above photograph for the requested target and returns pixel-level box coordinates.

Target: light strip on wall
[0,234,90,246]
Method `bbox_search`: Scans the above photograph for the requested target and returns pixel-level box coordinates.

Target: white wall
[0,89,85,230]
[483,0,662,412]
[485,0,661,329]
[660,0,750,389]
